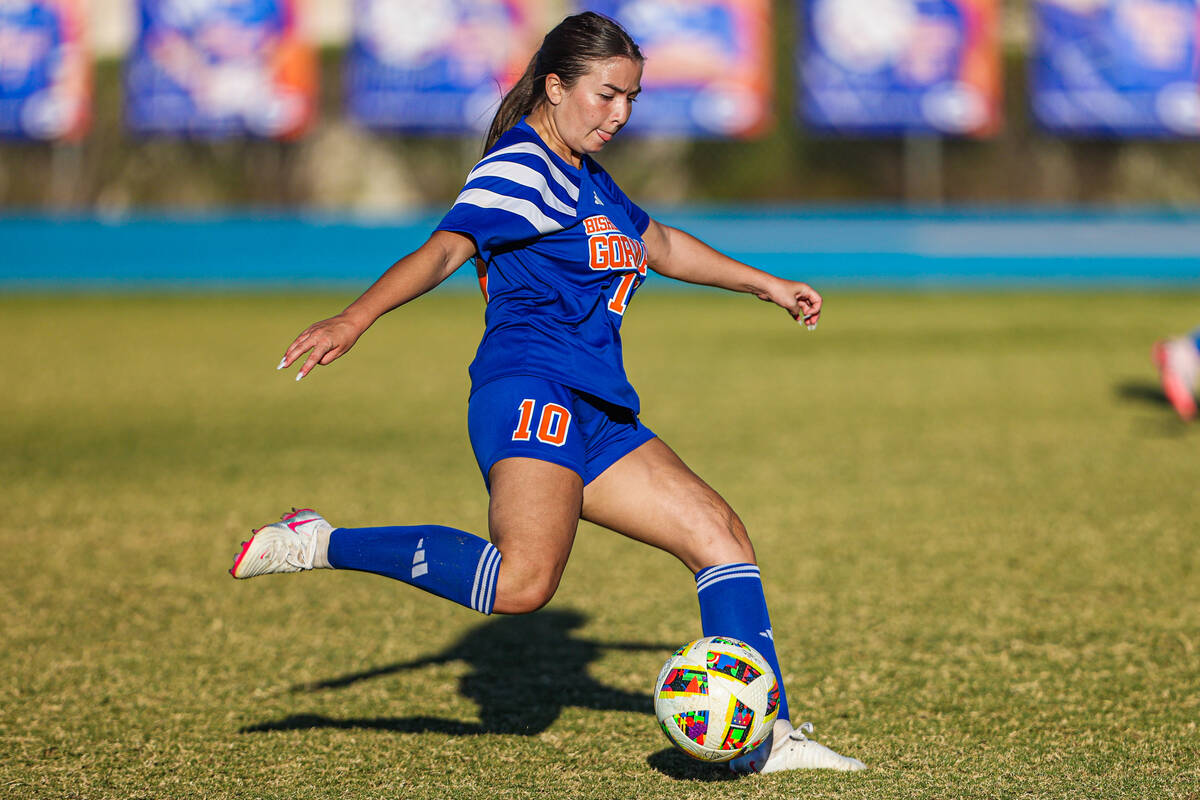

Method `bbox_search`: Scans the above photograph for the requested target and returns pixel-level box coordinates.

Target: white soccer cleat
[230,508,333,579]
[1153,338,1199,421]
[729,719,866,774]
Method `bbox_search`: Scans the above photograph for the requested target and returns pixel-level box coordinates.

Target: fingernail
[277,358,287,370]
[296,371,305,382]
[807,323,817,331]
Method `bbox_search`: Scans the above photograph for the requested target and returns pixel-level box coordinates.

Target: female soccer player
[231,12,865,774]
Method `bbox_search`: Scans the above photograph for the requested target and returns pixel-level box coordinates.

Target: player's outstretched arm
[279,230,477,380]
[642,219,821,327]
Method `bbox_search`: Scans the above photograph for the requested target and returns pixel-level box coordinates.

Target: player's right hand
[277,313,367,381]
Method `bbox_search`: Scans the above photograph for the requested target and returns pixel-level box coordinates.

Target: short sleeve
[588,162,650,236]
[436,139,582,262]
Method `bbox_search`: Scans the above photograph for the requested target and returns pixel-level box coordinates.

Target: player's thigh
[580,437,755,572]
[487,456,584,613]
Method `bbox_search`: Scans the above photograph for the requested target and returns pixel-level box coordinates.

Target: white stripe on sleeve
[480,142,580,201]
[451,188,569,236]
[465,160,577,217]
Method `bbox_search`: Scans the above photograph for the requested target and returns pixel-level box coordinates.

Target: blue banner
[0,0,89,141]
[800,0,1000,136]
[582,0,773,138]
[1031,0,1200,136]
[346,0,548,133]
[124,0,316,139]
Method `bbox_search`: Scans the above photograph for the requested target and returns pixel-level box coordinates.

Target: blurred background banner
[580,0,773,138]
[123,0,317,139]
[346,0,553,133]
[1031,0,1200,137]
[0,0,90,141]
[800,0,1001,136]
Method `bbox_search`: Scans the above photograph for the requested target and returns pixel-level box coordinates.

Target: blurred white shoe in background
[1153,338,1199,421]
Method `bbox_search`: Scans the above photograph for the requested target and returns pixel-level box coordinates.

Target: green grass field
[2,290,1198,799]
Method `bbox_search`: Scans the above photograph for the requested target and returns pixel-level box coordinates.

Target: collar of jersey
[515,117,587,177]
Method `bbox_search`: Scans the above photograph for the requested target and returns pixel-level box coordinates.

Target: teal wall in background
[4,209,1199,289]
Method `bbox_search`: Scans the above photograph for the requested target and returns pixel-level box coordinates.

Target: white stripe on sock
[489,549,503,613]
[470,545,493,611]
[696,570,761,593]
[696,563,759,581]
[695,564,761,594]
[696,564,760,585]
[476,547,502,614]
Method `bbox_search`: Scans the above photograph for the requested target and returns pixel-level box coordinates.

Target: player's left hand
[756,279,822,329]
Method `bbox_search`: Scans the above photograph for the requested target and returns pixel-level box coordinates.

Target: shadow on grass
[645,748,739,782]
[1114,379,1194,436]
[1114,379,1173,409]
[240,713,483,736]
[242,609,672,737]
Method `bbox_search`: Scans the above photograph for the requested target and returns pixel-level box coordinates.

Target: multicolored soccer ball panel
[653,636,779,762]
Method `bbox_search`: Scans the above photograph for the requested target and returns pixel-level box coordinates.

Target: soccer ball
[653,636,779,762]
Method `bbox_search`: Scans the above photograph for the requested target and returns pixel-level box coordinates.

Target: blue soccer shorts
[467,376,657,490]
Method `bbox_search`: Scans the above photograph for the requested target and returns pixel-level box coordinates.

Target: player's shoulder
[449,120,583,235]
[484,120,542,154]
[476,123,578,182]
[460,122,582,215]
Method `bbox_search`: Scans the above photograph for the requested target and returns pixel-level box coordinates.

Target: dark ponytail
[483,12,643,154]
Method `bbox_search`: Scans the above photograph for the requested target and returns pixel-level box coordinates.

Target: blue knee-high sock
[328,525,501,615]
[695,563,790,724]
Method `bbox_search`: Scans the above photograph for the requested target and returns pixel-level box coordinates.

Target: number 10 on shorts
[512,399,572,446]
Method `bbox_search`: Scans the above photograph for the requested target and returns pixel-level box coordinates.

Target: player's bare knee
[492,555,562,614]
[681,494,755,567]
[495,576,557,614]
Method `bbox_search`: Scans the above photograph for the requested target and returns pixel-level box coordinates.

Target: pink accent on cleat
[283,508,322,534]
[229,527,268,577]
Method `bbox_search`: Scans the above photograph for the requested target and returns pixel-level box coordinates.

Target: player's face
[549,57,643,161]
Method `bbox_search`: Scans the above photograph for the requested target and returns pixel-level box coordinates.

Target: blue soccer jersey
[435,118,651,413]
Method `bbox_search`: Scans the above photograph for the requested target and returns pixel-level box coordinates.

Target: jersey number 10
[512,399,572,446]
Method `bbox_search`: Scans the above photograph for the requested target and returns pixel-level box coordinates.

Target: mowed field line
[1,291,1197,800]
